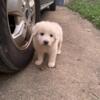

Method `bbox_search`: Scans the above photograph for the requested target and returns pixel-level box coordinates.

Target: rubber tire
[0,0,40,73]
[49,0,56,11]
[35,0,41,22]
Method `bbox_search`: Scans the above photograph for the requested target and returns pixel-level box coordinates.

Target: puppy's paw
[35,60,42,65]
[48,62,55,68]
[57,50,61,54]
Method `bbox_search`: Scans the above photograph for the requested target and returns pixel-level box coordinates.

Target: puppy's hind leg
[57,41,62,55]
[35,52,44,65]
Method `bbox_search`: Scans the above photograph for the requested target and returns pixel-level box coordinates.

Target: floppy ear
[53,26,63,43]
[31,23,39,36]
[53,29,60,41]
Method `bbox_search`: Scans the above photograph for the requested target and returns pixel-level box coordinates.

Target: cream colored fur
[31,21,63,67]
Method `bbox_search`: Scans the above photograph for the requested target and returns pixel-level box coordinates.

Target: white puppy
[31,21,63,67]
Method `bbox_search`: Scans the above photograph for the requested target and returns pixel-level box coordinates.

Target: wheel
[0,0,40,73]
[35,0,41,22]
[49,0,56,11]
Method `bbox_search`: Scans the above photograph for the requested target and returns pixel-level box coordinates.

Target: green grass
[67,0,100,29]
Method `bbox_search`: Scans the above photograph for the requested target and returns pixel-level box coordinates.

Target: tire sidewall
[0,0,40,72]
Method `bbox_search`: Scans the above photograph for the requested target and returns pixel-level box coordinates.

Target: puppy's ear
[53,31,59,42]
[31,23,40,36]
[53,27,63,42]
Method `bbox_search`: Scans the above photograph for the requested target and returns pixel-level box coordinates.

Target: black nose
[44,41,48,45]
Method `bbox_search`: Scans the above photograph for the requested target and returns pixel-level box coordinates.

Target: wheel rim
[7,0,35,49]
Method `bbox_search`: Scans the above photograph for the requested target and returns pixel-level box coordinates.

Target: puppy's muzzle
[43,40,49,45]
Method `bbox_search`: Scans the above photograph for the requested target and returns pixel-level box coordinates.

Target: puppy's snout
[44,41,48,45]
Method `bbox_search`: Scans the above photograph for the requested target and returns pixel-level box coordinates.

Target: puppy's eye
[40,33,44,36]
[50,34,53,37]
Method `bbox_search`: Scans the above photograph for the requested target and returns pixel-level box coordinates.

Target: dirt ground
[0,7,100,100]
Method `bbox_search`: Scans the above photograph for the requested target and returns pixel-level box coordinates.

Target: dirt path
[0,7,100,100]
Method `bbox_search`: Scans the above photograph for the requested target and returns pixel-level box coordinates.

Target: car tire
[49,0,56,11]
[0,0,40,73]
[35,0,41,22]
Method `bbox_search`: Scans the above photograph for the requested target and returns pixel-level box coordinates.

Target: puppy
[31,21,63,67]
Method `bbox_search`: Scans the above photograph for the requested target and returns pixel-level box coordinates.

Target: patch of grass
[67,0,100,29]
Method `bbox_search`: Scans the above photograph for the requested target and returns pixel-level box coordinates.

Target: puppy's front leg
[35,52,44,65]
[48,49,57,68]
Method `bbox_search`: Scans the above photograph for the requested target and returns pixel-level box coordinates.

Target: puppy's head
[32,21,58,47]
[36,31,55,46]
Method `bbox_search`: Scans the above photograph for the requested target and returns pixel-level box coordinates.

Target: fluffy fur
[31,21,63,67]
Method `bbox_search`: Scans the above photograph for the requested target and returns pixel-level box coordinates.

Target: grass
[67,0,100,29]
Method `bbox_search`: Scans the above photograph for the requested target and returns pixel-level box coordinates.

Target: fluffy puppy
[32,21,63,67]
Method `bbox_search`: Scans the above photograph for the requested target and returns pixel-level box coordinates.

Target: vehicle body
[0,0,56,73]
